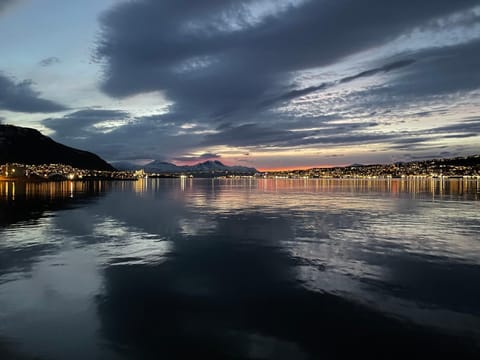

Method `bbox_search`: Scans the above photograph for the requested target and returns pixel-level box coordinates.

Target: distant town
[0,155,479,181]
[264,154,480,179]
[0,163,141,181]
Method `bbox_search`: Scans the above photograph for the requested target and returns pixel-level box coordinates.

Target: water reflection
[97,222,478,359]
[0,181,110,226]
[0,180,110,200]
[0,181,112,284]
[224,177,479,200]
[0,179,479,359]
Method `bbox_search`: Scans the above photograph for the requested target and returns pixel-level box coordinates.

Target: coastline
[0,176,138,182]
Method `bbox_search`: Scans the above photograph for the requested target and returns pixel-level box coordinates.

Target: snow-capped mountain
[145,160,257,175]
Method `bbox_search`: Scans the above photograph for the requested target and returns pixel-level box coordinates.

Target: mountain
[109,161,143,171]
[144,160,184,173]
[142,160,257,175]
[0,124,115,171]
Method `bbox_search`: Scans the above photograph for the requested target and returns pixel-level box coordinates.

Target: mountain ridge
[0,124,115,171]
[116,159,257,175]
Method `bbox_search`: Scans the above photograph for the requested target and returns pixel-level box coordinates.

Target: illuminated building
[1,164,26,178]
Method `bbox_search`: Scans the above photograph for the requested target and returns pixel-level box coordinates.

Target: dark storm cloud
[442,133,478,139]
[96,0,478,124]
[384,118,480,151]
[283,38,480,138]
[371,39,480,99]
[202,115,480,150]
[0,74,67,113]
[203,124,297,147]
[39,56,60,67]
[391,137,432,145]
[341,60,417,83]
[32,0,474,162]
[430,118,480,134]
[42,110,205,161]
[201,122,395,148]
[261,59,416,108]
[43,109,130,138]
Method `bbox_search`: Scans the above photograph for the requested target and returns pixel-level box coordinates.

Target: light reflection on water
[0,178,479,359]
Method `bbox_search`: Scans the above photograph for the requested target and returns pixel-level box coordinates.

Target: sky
[0,0,479,170]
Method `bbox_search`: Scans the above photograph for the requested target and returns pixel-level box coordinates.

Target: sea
[0,178,479,359]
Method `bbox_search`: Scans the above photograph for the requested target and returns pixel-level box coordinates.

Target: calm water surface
[0,178,479,359]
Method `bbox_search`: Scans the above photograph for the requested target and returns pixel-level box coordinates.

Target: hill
[0,125,115,171]
[145,160,257,175]
[116,159,257,176]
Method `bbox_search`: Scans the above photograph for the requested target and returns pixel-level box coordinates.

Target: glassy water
[0,178,479,359]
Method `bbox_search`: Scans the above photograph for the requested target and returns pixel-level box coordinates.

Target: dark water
[0,178,479,359]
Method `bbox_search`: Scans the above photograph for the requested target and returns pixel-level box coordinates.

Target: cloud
[0,73,67,113]
[43,109,130,138]
[42,110,205,161]
[96,0,477,118]
[39,56,61,67]
[384,118,480,151]
[201,116,480,151]
[277,38,480,138]
[173,152,221,163]
[201,122,390,148]
[430,117,480,134]
[34,0,477,165]
[260,59,416,108]
[368,39,480,100]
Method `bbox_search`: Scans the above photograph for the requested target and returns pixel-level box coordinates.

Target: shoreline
[0,177,138,182]
[1,175,479,183]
